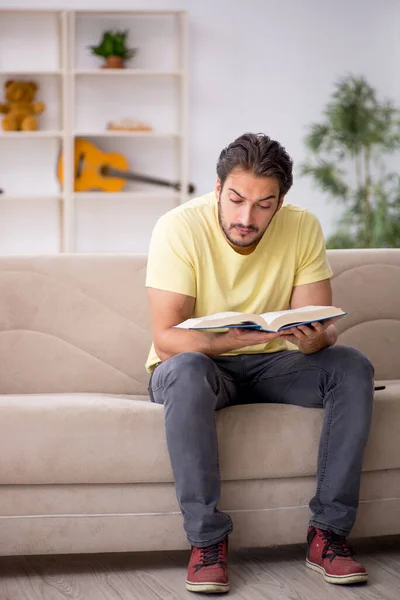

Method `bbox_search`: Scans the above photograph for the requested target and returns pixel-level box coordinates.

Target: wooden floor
[0,536,399,599]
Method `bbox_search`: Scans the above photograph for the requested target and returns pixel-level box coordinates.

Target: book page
[260,306,340,328]
[197,311,242,321]
[175,312,243,329]
[259,307,303,326]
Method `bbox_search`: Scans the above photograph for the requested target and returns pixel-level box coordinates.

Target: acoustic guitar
[57,139,196,194]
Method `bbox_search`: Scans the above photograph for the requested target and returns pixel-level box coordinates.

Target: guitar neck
[101,166,195,193]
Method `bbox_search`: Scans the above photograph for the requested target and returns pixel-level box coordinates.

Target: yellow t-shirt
[145,192,333,372]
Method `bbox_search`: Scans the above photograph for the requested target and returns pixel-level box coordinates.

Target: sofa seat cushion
[0,382,398,485]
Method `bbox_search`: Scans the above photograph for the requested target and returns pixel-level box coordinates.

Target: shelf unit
[74,69,182,76]
[0,70,62,76]
[0,131,63,138]
[73,132,181,138]
[0,9,189,254]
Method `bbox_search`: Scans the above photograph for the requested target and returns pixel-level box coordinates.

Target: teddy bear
[0,80,46,131]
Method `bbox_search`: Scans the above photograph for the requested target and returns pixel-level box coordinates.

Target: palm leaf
[301,74,400,248]
[300,161,349,199]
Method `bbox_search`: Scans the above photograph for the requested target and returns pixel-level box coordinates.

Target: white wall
[187,0,400,234]
[1,0,399,251]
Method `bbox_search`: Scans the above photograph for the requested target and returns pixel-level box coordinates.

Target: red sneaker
[306,526,368,584]
[186,538,229,593]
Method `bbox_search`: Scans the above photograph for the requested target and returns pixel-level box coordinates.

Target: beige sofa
[0,249,399,557]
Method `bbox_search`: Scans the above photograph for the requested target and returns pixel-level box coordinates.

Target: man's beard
[218,203,275,248]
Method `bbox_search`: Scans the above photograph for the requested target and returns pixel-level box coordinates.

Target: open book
[174,305,346,333]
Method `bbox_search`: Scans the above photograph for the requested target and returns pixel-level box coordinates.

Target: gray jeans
[149,346,374,547]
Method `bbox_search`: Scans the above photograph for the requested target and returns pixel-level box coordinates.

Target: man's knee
[326,345,374,378]
[316,346,374,416]
[153,351,217,395]
[162,351,214,376]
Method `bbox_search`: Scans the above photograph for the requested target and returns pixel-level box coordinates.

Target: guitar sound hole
[99,164,110,176]
[76,153,85,179]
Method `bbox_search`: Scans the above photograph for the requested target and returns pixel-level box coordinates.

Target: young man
[145,133,374,594]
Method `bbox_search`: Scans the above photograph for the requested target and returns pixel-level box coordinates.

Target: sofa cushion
[329,249,400,380]
[0,256,151,396]
[0,383,398,485]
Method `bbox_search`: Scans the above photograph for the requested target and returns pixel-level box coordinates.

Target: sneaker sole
[186,580,230,593]
[306,559,368,584]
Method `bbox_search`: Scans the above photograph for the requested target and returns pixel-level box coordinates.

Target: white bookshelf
[0,131,63,138]
[74,191,179,199]
[73,132,181,138]
[74,69,182,76]
[0,9,189,254]
[0,70,62,76]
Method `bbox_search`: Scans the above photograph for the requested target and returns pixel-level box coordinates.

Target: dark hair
[216,133,293,197]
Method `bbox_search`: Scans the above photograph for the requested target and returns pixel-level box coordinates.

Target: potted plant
[301,75,400,248]
[89,30,137,69]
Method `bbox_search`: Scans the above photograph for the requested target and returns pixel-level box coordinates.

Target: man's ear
[215,178,222,200]
[277,194,285,211]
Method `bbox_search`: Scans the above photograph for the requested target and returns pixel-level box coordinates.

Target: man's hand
[148,288,283,361]
[279,316,341,355]
[287,279,339,354]
[221,327,282,351]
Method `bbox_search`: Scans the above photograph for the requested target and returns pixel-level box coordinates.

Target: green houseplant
[301,75,400,248]
[89,30,137,69]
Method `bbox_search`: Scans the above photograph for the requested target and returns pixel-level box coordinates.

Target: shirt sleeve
[145,213,196,297]
[293,211,333,287]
